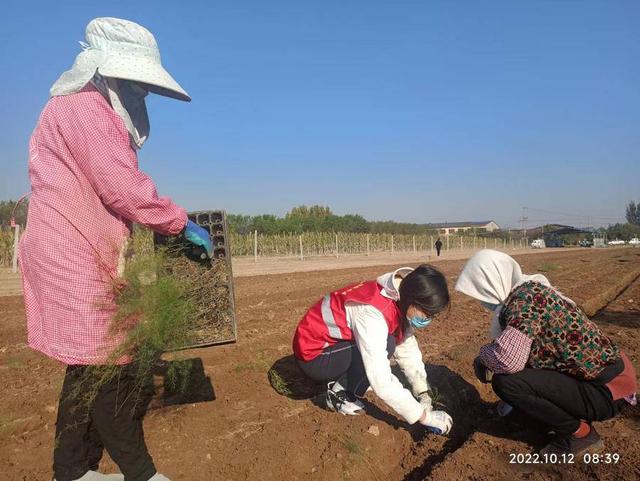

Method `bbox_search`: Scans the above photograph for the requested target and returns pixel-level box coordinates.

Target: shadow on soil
[147,358,216,410]
[401,365,553,481]
[594,309,640,328]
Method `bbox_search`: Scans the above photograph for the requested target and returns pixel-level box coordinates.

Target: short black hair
[398,264,450,318]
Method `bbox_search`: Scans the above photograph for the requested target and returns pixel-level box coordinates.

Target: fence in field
[0,228,528,267]
[231,231,525,260]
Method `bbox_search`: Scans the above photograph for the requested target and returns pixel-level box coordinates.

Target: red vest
[293,280,404,361]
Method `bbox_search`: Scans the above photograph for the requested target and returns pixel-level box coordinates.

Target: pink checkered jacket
[19,84,187,365]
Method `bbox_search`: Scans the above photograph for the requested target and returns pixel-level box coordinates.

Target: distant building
[427,221,501,236]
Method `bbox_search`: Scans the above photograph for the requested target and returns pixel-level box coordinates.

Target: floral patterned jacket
[499,281,620,380]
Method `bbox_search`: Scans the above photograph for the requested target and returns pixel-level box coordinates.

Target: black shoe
[539,426,604,456]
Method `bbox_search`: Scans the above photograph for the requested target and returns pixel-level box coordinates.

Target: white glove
[420,410,452,435]
[417,391,433,412]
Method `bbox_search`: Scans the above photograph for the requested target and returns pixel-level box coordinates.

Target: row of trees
[626,201,640,226]
[227,205,445,235]
[594,200,640,241]
[598,223,640,241]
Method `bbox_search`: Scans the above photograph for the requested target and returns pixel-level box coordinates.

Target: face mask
[481,301,500,312]
[107,78,150,149]
[408,315,432,329]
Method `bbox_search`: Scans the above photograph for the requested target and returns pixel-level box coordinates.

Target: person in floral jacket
[455,250,637,456]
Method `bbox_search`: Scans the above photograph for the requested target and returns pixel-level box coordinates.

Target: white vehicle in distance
[531,239,546,249]
[629,238,640,246]
[607,239,626,246]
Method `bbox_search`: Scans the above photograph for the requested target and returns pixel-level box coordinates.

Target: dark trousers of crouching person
[54,364,156,481]
[491,360,627,438]
[298,335,396,398]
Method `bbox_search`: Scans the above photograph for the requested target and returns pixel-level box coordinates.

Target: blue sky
[0,0,638,228]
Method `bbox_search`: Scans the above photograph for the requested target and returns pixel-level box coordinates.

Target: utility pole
[520,207,528,238]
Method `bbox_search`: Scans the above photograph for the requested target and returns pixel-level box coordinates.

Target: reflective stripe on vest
[321,294,343,340]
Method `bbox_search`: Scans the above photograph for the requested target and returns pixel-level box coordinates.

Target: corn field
[231,232,515,258]
[0,228,520,267]
[0,228,17,267]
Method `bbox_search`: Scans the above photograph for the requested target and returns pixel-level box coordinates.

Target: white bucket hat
[50,17,190,101]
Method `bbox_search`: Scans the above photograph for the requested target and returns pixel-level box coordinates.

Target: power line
[526,207,620,221]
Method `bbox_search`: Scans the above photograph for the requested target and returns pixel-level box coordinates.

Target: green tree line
[227,205,443,235]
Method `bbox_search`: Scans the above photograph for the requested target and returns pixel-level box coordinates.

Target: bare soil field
[1,248,639,481]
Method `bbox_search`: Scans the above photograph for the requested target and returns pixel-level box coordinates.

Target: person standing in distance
[434,238,443,257]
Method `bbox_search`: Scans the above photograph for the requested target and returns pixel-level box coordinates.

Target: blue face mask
[481,301,500,311]
[408,315,432,329]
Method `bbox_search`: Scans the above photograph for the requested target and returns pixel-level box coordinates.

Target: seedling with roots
[429,387,447,409]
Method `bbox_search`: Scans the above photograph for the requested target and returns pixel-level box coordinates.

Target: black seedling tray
[154,210,237,349]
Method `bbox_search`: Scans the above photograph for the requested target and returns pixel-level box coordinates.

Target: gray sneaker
[54,471,124,481]
[326,382,364,415]
[148,474,172,481]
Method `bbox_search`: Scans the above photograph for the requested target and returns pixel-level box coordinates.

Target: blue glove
[183,220,213,257]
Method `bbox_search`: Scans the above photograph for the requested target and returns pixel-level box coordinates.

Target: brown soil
[1,248,639,481]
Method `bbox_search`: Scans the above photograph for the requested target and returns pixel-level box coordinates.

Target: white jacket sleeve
[393,333,430,397]
[346,302,425,424]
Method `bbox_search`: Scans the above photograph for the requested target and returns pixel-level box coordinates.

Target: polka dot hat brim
[50,18,191,102]
[98,54,190,102]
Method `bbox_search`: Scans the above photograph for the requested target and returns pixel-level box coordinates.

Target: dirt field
[1,248,639,481]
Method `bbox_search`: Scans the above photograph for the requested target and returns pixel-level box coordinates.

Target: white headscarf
[455,249,552,339]
[455,249,551,304]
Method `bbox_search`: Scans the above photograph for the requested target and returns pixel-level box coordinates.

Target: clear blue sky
[1,0,638,228]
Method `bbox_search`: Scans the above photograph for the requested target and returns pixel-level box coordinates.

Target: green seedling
[267,368,293,397]
[339,435,362,457]
[537,263,560,273]
[429,387,447,409]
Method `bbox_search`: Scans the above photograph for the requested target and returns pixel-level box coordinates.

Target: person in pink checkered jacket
[20,18,212,481]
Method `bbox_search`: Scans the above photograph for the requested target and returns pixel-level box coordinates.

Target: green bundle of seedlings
[67,223,235,417]
[68,236,201,415]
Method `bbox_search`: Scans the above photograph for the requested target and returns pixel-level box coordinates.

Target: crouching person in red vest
[293,265,453,435]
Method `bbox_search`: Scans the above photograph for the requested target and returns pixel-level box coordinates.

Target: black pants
[436,247,441,256]
[54,365,156,481]
[297,336,396,397]
[492,368,625,436]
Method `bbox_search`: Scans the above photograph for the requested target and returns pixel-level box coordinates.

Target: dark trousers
[297,336,396,397]
[435,247,441,256]
[492,368,625,436]
[54,365,156,481]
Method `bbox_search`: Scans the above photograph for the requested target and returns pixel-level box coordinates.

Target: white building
[427,221,501,236]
